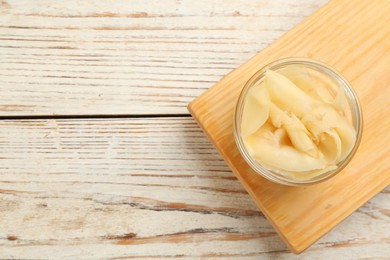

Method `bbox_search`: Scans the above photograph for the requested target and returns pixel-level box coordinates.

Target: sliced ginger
[241,67,356,180]
[241,82,270,137]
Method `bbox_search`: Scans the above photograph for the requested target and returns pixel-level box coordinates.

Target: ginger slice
[241,82,270,137]
[265,70,317,117]
[279,65,334,104]
[244,126,327,172]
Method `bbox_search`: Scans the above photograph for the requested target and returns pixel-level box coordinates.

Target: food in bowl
[234,58,362,185]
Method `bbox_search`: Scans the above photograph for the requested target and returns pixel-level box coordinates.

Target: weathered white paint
[0,0,327,115]
[0,119,389,258]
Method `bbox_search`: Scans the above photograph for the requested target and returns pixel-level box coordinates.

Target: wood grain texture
[1,0,389,258]
[0,118,389,259]
[0,0,327,116]
[189,0,390,253]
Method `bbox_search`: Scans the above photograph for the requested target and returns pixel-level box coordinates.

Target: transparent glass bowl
[234,58,363,186]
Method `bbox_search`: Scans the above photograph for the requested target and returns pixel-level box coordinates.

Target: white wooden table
[0,0,389,258]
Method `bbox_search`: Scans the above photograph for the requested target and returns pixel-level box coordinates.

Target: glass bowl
[233,57,363,186]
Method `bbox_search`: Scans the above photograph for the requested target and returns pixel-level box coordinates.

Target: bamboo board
[188,0,390,253]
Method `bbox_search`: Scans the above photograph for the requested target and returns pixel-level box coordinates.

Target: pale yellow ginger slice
[281,112,319,158]
[278,66,334,103]
[279,65,334,104]
[270,102,319,158]
[311,104,356,161]
[269,103,285,128]
[317,130,342,164]
[333,86,348,113]
[244,125,327,172]
[265,70,317,117]
[302,112,344,164]
[272,127,291,147]
[301,113,325,142]
[316,85,335,104]
[241,82,270,137]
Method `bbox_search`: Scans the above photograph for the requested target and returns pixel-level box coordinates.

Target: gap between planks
[0,113,191,121]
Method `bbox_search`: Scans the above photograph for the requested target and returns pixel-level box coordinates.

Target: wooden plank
[188,0,390,253]
[0,0,327,116]
[0,118,389,258]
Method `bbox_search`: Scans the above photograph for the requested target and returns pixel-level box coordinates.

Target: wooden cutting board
[188,0,390,254]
